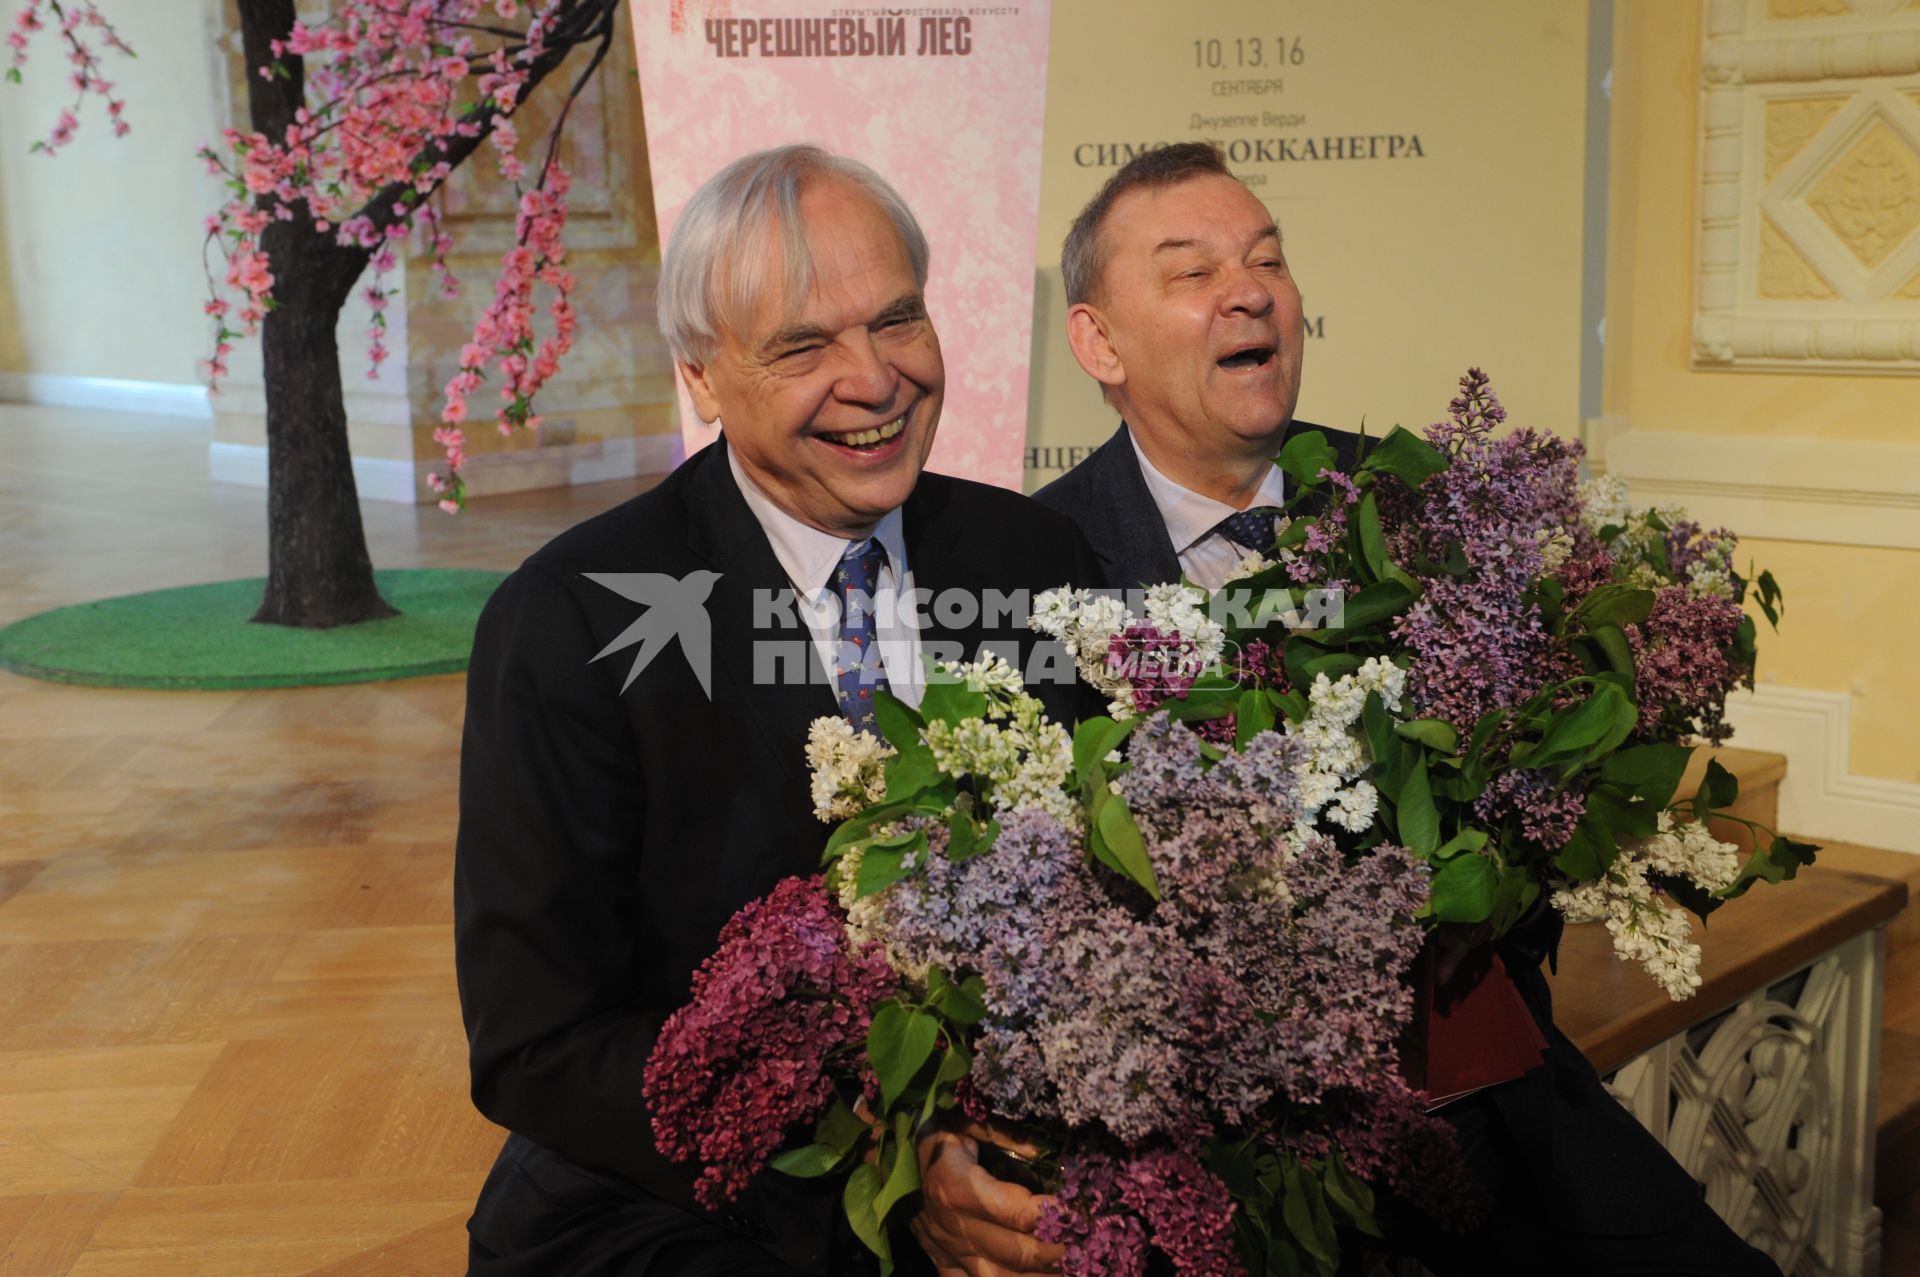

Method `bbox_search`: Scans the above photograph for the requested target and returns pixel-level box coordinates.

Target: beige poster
[1025,0,1592,489]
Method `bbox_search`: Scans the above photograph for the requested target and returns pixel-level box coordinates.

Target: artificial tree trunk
[251,276,396,628]
[239,0,391,628]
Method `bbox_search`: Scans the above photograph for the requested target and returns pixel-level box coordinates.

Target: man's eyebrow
[762,321,833,352]
[762,294,926,354]
[872,293,927,325]
[1152,226,1282,256]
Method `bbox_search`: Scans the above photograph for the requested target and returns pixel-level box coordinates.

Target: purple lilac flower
[1383,369,1586,733]
[1629,585,1747,743]
[1473,767,1589,852]
[1106,623,1203,716]
[1321,1078,1484,1230]
[1040,1143,1245,1277]
[643,875,901,1209]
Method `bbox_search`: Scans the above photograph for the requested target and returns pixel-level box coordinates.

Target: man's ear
[1065,302,1125,392]
[678,360,723,424]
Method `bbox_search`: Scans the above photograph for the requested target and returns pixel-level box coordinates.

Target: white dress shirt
[1128,432,1288,591]
[729,449,926,709]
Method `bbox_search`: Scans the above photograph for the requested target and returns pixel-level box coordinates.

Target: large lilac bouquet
[646,656,1468,1276]
[1033,369,1814,1002]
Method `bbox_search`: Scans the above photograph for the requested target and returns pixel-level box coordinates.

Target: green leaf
[1321,1153,1381,1238]
[854,830,927,899]
[772,1141,850,1178]
[1072,715,1133,781]
[1393,718,1459,755]
[1429,854,1499,923]
[946,808,980,861]
[872,691,926,754]
[1093,793,1161,899]
[926,967,987,1026]
[1361,692,1402,780]
[867,1001,941,1110]
[1277,430,1340,489]
[1352,491,1421,593]
[1279,1159,1338,1267]
[1574,583,1657,629]
[872,1112,923,1220]
[1695,757,1740,816]
[1433,827,1489,860]
[1328,579,1416,633]
[1754,568,1783,628]
[1553,801,1617,881]
[919,676,987,728]
[772,1097,873,1179]
[1585,622,1636,677]
[1301,650,1363,682]
[1724,832,1820,895]
[1398,754,1440,858]
[1599,743,1695,808]
[1355,425,1447,487]
[1169,669,1239,719]
[883,743,939,799]
[1236,687,1278,750]
[5,67,21,84]
[1521,682,1636,772]
[843,1162,891,1262]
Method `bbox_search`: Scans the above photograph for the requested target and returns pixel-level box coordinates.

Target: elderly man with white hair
[454,144,1095,1277]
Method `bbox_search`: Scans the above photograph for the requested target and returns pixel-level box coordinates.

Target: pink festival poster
[631,1,1053,491]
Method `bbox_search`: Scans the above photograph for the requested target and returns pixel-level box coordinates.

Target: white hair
[656,144,932,365]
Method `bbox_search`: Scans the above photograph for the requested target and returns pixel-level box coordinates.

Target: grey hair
[656,144,932,365]
[1060,141,1236,306]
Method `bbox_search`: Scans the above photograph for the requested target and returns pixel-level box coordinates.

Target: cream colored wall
[0,1,228,384]
[1603,0,1920,785]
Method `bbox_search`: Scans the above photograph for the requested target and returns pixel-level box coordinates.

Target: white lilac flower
[1536,527,1576,573]
[1550,812,1738,1000]
[1223,550,1274,584]
[805,715,894,822]
[1579,474,1631,535]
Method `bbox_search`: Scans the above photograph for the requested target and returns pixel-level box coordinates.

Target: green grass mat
[0,569,508,690]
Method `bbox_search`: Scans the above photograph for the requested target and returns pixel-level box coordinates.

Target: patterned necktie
[828,538,891,732]
[1211,506,1284,553]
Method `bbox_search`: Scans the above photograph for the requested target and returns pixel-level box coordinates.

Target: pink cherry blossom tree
[8,0,619,627]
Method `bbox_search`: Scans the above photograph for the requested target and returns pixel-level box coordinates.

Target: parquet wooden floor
[0,404,662,1275]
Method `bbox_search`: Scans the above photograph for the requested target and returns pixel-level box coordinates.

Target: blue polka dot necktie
[829,538,891,732]
[1211,506,1284,553]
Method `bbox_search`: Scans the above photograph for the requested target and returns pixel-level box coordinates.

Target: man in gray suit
[1034,141,1780,1277]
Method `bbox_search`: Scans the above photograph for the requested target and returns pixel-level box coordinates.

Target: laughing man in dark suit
[456,145,1087,1277]
[1034,142,1780,1277]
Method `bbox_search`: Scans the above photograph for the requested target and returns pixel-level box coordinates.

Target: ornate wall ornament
[1695,0,1920,370]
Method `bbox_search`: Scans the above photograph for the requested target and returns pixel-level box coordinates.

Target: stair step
[1680,746,1787,857]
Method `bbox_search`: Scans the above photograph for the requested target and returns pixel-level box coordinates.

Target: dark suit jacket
[455,438,1103,1275]
[1031,420,1361,591]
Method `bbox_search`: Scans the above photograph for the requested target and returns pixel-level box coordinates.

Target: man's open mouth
[817,416,907,452]
[1217,345,1276,371]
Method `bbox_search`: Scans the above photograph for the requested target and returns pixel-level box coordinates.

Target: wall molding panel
[1695,0,1920,371]
[1724,682,1920,852]
[207,432,680,505]
[0,373,213,420]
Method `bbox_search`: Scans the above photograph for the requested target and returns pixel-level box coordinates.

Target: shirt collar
[728,445,907,594]
[1126,426,1288,555]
